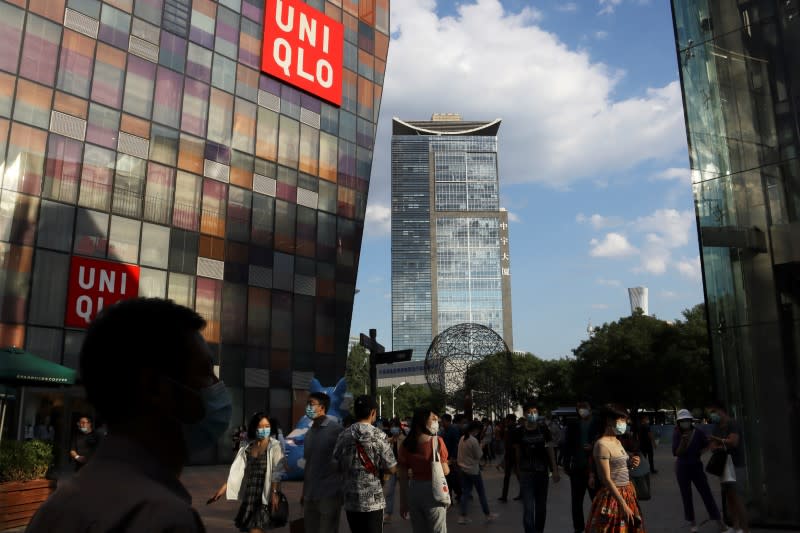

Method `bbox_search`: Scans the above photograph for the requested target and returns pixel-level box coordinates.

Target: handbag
[431,436,451,506]
[268,490,289,528]
[706,447,727,477]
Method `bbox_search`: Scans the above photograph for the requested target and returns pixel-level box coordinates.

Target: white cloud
[598,0,623,15]
[597,278,622,287]
[592,303,610,310]
[594,30,610,40]
[590,233,638,257]
[364,204,391,237]
[507,211,521,223]
[661,290,678,298]
[577,212,624,229]
[381,0,686,192]
[557,2,579,12]
[676,256,702,280]
[653,167,691,182]
[635,209,694,249]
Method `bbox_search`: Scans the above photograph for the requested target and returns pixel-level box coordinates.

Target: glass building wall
[0,0,390,464]
[391,117,513,360]
[672,0,800,525]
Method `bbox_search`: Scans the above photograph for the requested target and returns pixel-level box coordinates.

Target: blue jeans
[519,471,549,533]
[460,472,490,516]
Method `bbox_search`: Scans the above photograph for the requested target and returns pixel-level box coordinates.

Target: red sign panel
[65,256,140,328]
[261,0,344,106]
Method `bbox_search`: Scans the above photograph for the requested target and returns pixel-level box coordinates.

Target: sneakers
[457,516,472,525]
[485,513,499,523]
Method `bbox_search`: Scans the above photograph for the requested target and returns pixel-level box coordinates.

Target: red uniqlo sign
[65,256,140,328]
[261,0,344,106]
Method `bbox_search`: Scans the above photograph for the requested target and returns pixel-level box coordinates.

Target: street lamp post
[391,382,407,419]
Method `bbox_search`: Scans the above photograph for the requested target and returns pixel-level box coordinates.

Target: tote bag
[431,437,451,506]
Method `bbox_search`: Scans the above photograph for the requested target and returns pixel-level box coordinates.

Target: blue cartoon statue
[281,377,351,480]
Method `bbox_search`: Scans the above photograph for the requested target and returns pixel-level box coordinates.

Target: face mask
[181,381,233,455]
[256,427,270,440]
[79,427,90,434]
[390,427,400,435]
[709,413,721,424]
[578,408,590,418]
[306,405,317,420]
[679,421,692,430]
[526,413,538,423]
[614,422,627,435]
[427,421,439,435]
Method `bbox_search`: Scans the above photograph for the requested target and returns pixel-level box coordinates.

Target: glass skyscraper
[391,114,513,360]
[672,1,800,526]
[0,0,389,463]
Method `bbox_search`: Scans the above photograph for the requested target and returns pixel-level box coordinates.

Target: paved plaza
[182,444,798,533]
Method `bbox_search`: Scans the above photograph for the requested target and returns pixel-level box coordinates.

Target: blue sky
[349,0,704,359]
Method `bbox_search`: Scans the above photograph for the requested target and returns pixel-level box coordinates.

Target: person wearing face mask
[672,410,730,533]
[209,412,286,532]
[562,399,601,533]
[397,407,450,533]
[302,392,344,533]
[333,395,397,533]
[457,420,499,524]
[28,298,230,533]
[69,416,101,471]
[514,399,559,533]
[707,402,749,533]
[585,405,645,533]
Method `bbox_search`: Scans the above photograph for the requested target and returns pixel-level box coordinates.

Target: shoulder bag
[431,437,451,506]
[706,445,727,477]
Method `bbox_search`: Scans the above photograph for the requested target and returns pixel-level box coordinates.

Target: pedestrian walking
[457,420,499,524]
[480,418,494,466]
[302,392,344,533]
[708,402,749,533]
[498,413,521,502]
[208,412,287,532]
[333,395,397,533]
[28,298,228,532]
[69,416,101,471]
[383,418,405,524]
[398,407,450,533]
[637,414,658,474]
[562,399,601,533]
[585,404,646,533]
[514,399,560,533]
[672,409,731,533]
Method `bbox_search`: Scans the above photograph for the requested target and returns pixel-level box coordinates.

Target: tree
[345,344,369,396]
[671,304,714,411]
[376,384,446,420]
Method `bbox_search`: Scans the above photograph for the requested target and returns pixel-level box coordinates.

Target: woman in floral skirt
[209,412,286,532]
[585,405,646,533]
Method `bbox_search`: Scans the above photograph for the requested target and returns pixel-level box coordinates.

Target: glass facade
[391,117,513,360]
[672,0,800,525]
[0,0,390,463]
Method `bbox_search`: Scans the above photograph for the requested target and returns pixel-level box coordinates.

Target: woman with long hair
[585,405,646,533]
[209,412,286,533]
[398,407,450,533]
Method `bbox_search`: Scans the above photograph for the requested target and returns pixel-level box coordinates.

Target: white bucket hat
[676,409,693,421]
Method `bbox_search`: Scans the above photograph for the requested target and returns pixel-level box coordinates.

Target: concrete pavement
[183,444,798,532]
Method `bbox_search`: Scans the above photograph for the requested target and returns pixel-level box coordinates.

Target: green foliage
[0,440,53,482]
[376,384,446,420]
[345,344,370,396]
[570,306,713,412]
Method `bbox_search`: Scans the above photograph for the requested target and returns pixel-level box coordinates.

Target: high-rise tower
[391,114,513,360]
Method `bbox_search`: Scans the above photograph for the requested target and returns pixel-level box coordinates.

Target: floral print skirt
[586,484,646,533]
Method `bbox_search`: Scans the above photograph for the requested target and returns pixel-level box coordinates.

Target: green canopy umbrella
[0,347,77,386]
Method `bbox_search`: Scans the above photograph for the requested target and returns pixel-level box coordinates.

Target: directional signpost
[359,329,412,397]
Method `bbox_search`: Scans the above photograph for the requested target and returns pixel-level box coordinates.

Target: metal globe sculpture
[424,323,510,396]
